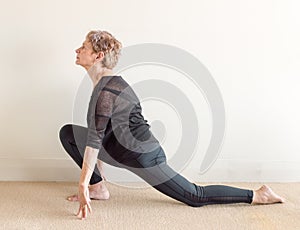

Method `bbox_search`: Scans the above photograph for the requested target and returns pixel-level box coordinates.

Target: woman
[59,30,284,220]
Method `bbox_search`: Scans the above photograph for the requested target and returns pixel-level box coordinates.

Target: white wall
[0,0,299,182]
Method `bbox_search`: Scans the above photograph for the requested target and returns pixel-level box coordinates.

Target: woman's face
[75,38,98,70]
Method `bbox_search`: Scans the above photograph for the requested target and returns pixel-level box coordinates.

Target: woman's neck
[93,70,114,88]
[87,64,114,88]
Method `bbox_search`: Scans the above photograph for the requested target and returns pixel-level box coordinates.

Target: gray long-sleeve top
[86,75,160,155]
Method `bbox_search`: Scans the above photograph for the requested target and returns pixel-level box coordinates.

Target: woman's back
[87,75,160,160]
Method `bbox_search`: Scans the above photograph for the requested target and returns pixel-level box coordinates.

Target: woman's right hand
[76,184,92,220]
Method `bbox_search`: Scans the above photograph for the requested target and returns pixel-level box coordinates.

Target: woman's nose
[75,48,80,53]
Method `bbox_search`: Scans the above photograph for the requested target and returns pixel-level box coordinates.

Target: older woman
[59,30,284,220]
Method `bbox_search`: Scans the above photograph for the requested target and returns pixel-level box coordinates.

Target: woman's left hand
[76,184,92,220]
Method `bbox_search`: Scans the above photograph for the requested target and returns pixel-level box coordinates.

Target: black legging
[59,124,253,207]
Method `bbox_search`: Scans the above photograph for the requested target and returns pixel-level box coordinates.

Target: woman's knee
[59,124,73,142]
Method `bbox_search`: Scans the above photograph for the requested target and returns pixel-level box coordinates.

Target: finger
[82,205,87,219]
[76,204,84,217]
[87,202,92,214]
[76,206,82,217]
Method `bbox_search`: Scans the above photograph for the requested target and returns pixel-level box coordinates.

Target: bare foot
[251,185,285,205]
[67,181,110,202]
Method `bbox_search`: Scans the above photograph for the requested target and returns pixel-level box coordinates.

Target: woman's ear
[95,51,105,60]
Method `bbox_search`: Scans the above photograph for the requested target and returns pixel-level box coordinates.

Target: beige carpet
[0,182,299,230]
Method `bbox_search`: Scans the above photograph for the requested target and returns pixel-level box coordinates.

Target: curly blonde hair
[86,30,122,69]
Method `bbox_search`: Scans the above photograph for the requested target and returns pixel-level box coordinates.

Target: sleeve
[86,89,115,149]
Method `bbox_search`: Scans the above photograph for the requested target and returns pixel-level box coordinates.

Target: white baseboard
[0,158,299,182]
[0,158,81,182]
[195,159,300,182]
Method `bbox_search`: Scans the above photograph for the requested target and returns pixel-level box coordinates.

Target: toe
[278,196,285,203]
[67,194,79,202]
